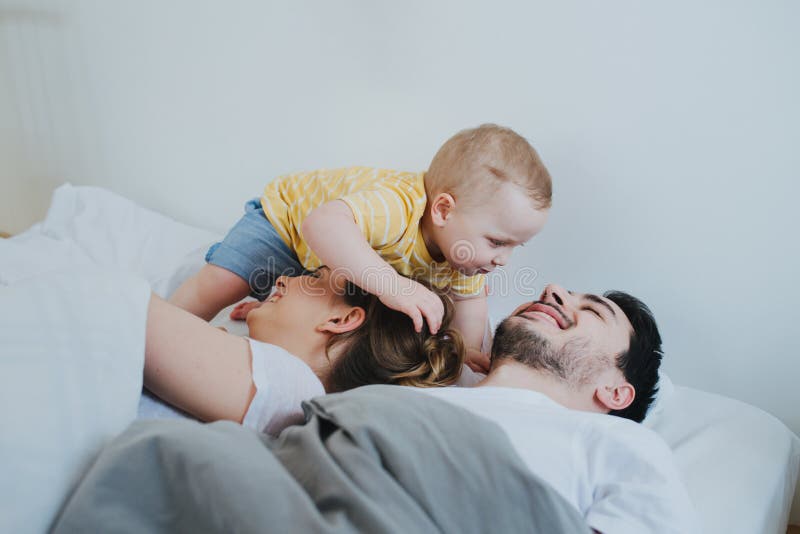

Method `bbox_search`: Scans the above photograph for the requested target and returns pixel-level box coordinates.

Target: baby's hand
[229,301,262,321]
[378,277,444,334]
[465,348,490,374]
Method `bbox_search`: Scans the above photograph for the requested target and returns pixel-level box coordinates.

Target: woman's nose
[275,275,288,291]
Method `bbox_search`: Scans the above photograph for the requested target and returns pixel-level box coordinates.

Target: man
[419,283,699,534]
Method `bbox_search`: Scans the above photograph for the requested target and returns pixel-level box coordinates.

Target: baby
[170,124,551,371]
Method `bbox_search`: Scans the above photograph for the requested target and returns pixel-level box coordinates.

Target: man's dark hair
[604,291,663,423]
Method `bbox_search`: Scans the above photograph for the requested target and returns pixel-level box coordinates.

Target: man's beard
[491,316,607,388]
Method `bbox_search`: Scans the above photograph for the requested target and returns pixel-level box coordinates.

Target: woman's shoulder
[247,338,324,394]
[243,338,325,436]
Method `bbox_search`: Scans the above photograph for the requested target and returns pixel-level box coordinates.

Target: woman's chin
[245,310,259,331]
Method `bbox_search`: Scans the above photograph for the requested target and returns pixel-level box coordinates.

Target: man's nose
[541,283,568,307]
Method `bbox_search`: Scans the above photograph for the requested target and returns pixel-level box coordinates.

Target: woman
[144,266,465,435]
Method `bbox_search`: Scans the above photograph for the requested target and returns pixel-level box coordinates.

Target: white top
[416,386,700,534]
[138,339,324,437]
[241,339,324,436]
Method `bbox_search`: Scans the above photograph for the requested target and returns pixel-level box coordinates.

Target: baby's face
[436,182,548,276]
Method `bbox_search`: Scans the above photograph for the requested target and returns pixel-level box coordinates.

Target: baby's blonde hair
[426,124,552,209]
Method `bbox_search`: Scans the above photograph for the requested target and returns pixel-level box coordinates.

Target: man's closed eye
[583,307,603,320]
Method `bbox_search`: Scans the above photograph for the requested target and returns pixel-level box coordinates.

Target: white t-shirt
[241,339,324,436]
[416,386,699,534]
[138,338,324,437]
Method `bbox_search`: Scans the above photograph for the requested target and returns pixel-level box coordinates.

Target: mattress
[2,183,798,533]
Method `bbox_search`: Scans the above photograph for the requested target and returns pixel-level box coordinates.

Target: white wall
[2,0,798,465]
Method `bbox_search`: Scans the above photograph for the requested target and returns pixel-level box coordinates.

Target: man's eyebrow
[583,294,616,318]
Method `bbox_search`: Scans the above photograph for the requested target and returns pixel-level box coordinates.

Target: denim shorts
[205,198,305,299]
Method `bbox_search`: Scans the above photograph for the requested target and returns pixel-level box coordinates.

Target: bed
[1,184,798,533]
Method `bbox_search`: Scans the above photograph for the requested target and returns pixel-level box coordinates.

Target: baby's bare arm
[452,293,491,372]
[303,200,398,292]
[303,200,443,333]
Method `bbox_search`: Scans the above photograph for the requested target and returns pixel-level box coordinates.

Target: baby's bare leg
[169,264,251,321]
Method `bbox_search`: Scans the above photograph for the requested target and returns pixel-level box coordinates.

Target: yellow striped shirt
[260,166,485,296]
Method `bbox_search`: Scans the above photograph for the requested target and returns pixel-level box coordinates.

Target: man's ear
[596,382,635,412]
[429,192,456,226]
[317,306,366,334]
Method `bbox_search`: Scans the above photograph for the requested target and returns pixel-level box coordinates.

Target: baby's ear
[429,192,456,225]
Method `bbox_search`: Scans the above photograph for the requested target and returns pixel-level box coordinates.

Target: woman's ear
[317,306,366,334]
[429,192,456,227]
[595,382,635,412]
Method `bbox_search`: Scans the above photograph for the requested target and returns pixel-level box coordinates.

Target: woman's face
[245,266,346,341]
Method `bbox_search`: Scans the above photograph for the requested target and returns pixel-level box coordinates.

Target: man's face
[494,283,633,387]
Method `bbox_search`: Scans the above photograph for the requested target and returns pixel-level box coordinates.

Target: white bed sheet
[2,183,798,533]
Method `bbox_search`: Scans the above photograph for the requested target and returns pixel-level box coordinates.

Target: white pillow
[645,372,674,419]
[0,236,95,286]
[39,183,220,296]
[0,271,151,532]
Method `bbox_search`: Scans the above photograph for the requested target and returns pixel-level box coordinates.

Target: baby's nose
[492,252,510,266]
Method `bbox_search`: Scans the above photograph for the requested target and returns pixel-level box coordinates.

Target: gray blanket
[53,385,589,533]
